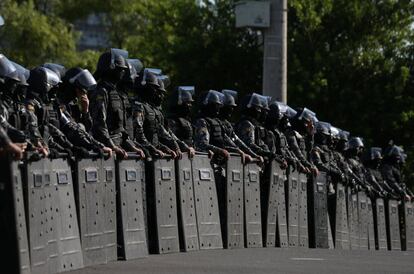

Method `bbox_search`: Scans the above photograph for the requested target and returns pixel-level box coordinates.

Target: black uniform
[168,115,193,148]
[132,99,180,155]
[90,80,136,150]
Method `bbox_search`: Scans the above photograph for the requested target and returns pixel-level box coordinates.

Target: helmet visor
[146,68,162,76]
[110,48,128,69]
[0,54,17,79]
[178,86,195,105]
[127,59,144,74]
[44,67,61,86]
[69,69,97,91]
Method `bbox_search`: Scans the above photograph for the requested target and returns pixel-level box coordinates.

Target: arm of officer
[132,102,159,155]
[236,120,271,157]
[89,88,115,148]
[194,118,223,154]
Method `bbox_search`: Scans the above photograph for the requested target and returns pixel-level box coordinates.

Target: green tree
[287,0,414,182]
[0,0,99,69]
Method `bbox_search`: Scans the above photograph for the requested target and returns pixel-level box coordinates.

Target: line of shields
[1,152,413,274]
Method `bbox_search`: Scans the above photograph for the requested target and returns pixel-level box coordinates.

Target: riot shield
[101,157,117,261]
[358,191,369,249]
[225,155,244,249]
[287,169,299,247]
[116,155,148,260]
[265,161,287,248]
[50,158,83,271]
[334,183,350,250]
[192,153,223,250]
[386,199,401,250]
[175,153,199,251]
[12,161,31,274]
[403,201,414,250]
[374,198,387,250]
[367,197,375,250]
[298,173,308,248]
[276,166,288,248]
[309,172,328,248]
[146,158,180,254]
[25,158,53,274]
[74,157,106,266]
[349,192,360,250]
[0,158,30,274]
[244,162,263,248]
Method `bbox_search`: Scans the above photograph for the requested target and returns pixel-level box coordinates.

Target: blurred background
[0,0,413,186]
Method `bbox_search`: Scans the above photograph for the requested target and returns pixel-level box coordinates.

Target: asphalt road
[70,248,414,274]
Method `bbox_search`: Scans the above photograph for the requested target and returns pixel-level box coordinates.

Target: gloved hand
[28,151,42,162]
[48,148,60,159]
[63,147,74,158]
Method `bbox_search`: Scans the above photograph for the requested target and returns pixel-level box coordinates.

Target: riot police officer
[0,55,27,143]
[257,95,287,167]
[344,137,372,192]
[266,101,306,171]
[55,67,113,156]
[312,121,345,192]
[236,93,275,161]
[381,144,412,201]
[2,60,30,132]
[217,89,260,163]
[195,90,247,162]
[363,147,396,198]
[131,69,181,159]
[283,106,317,176]
[167,86,196,157]
[89,49,144,159]
[26,66,94,158]
[58,67,94,131]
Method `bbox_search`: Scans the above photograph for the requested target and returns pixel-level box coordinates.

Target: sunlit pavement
[70,247,414,274]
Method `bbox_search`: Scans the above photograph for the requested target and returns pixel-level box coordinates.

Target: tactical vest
[2,99,23,130]
[106,88,124,136]
[174,117,193,146]
[296,132,307,156]
[205,117,224,148]
[142,102,159,146]
[120,91,134,139]
[256,125,267,146]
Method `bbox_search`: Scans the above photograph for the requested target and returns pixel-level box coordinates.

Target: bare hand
[132,146,146,159]
[155,149,165,159]
[175,149,183,160]
[187,147,196,159]
[311,166,319,177]
[37,145,49,157]
[5,142,24,160]
[219,149,230,160]
[169,150,177,159]
[113,146,127,159]
[78,94,89,113]
[102,146,113,157]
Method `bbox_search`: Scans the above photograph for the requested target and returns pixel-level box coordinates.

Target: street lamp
[235,0,287,103]
[0,16,4,27]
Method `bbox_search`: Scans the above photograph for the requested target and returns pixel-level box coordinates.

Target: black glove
[48,148,60,159]
[73,146,90,158]
[64,148,74,158]
[28,151,42,162]
[92,146,105,159]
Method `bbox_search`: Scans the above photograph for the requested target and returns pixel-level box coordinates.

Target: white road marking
[290,257,325,261]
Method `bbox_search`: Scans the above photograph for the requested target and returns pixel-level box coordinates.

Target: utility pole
[262,0,287,103]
